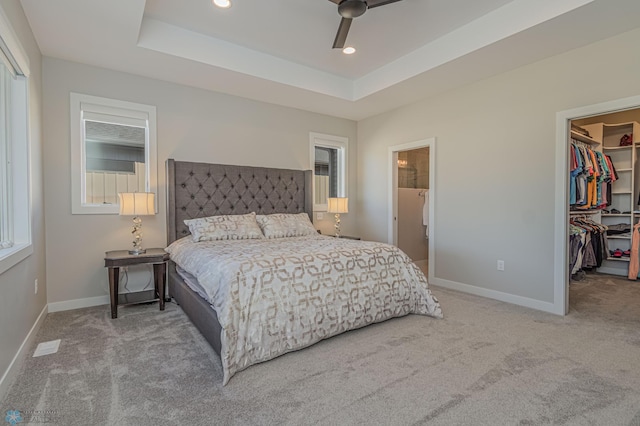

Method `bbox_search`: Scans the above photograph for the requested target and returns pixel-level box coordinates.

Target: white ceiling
[19,0,640,120]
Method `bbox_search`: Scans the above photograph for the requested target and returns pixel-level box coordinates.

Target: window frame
[70,93,157,214]
[309,132,348,212]
[0,5,33,275]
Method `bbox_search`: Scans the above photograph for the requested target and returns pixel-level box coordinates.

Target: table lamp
[327,197,348,238]
[118,192,155,254]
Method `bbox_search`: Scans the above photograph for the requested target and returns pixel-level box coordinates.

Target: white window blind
[0,56,16,248]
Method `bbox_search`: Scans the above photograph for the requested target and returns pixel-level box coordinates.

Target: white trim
[0,243,32,275]
[47,295,109,313]
[70,93,158,215]
[430,277,557,314]
[0,4,30,77]
[0,304,47,401]
[309,132,348,211]
[387,138,436,283]
[555,94,640,316]
[0,51,32,270]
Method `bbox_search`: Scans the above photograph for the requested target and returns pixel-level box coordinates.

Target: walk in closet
[569,114,640,279]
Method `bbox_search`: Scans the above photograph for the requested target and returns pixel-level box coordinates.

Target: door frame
[555,94,640,315]
[388,137,436,282]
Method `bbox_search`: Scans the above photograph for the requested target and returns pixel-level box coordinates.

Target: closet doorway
[556,95,640,315]
[388,138,436,281]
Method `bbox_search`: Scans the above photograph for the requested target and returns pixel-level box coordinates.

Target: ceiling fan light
[343,47,356,55]
[213,0,231,8]
[338,0,367,18]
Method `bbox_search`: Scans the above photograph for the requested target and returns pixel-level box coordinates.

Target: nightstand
[324,234,361,240]
[317,229,361,240]
[104,248,169,319]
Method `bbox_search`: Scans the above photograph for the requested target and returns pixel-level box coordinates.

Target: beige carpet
[2,273,640,425]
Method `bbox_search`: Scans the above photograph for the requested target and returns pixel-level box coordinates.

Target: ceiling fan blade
[332,17,352,49]
[328,0,342,4]
[366,0,402,9]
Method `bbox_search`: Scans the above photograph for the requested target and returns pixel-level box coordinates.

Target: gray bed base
[166,159,313,357]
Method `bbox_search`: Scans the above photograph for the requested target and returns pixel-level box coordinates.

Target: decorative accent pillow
[184,212,263,242]
[256,213,317,239]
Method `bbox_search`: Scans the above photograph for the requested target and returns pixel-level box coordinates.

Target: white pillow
[256,213,317,239]
[184,212,263,242]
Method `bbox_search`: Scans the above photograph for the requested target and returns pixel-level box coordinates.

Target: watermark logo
[4,410,22,425]
[4,410,58,424]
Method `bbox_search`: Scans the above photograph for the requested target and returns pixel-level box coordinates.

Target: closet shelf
[611,191,632,194]
[570,210,601,215]
[602,213,632,217]
[570,130,599,145]
[617,168,632,172]
[606,257,630,262]
[607,235,631,240]
[602,145,632,151]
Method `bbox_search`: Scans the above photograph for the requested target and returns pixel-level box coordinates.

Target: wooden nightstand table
[104,248,169,319]
[324,234,361,240]
[317,230,361,240]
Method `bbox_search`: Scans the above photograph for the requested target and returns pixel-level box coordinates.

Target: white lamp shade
[327,197,348,214]
[118,192,155,216]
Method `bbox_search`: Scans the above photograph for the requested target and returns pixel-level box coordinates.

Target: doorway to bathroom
[388,138,435,280]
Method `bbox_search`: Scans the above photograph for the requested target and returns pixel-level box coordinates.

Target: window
[309,132,347,211]
[0,7,32,274]
[70,93,157,214]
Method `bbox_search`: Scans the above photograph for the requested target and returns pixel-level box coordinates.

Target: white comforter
[166,234,442,384]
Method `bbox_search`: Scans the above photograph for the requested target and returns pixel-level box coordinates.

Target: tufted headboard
[166,159,313,244]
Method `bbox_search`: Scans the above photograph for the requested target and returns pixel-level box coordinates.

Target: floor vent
[32,339,61,357]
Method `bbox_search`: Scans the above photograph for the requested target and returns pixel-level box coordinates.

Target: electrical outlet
[497,260,505,271]
[316,212,324,220]
[34,279,38,294]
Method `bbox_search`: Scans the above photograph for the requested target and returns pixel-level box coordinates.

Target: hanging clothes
[569,140,617,211]
[569,217,609,277]
[422,189,429,238]
[570,224,586,275]
[628,222,640,280]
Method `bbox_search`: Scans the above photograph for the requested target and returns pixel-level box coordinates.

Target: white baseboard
[0,304,48,401]
[47,295,109,313]
[430,277,559,315]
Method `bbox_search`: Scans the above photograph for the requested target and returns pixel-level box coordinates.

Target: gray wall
[0,0,46,391]
[42,57,357,305]
[357,27,640,304]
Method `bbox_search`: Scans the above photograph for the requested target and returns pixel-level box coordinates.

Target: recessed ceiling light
[342,47,356,55]
[213,0,231,8]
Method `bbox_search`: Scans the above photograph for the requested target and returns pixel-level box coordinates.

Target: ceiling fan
[328,0,403,49]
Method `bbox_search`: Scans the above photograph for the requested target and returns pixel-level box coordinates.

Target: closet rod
[570,210,601,215]
[571,139,596,149]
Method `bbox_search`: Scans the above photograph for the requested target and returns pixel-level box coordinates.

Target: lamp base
[129,216,145,255]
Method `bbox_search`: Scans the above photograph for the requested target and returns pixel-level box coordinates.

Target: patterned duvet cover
[166,234,442,384]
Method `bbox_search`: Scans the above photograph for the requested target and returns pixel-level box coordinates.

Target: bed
[165,159,442,384]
